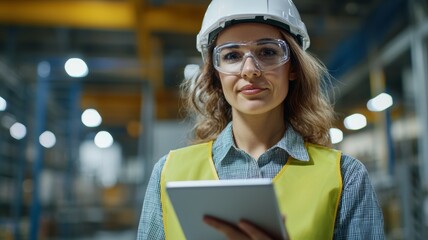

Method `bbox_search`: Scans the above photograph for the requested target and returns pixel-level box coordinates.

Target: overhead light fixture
[65,58,88,78]
[0,96,6,111]
[367,93,393,112]
[94,131,114,149]
[10,122,27,140]
[184,64,200,81]
[329,128,344,144]
[81,108,102,127]
[344,113,367,130]
[39,131,56,148]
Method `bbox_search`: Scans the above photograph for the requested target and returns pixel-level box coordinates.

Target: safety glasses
[212,39,290,75]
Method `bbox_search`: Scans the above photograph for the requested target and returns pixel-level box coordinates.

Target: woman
[137,0,384,239]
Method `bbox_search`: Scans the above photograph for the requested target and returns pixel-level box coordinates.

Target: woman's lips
[239,85,266,95]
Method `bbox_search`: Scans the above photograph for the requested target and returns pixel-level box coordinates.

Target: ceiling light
[344,113,367,130]
[65,58,88,78]
[0,96,6,111]
[39,131,56,148]
[81,108,102,127]
[367,93,393,112]
[10,122,27,140]
[184,64,200,81]
[329,128,344,144]
[94,131,113,149]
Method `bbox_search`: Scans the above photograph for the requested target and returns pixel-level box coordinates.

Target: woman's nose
[240,57,261,79]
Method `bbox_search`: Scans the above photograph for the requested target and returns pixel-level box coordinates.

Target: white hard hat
[197,0,310,59]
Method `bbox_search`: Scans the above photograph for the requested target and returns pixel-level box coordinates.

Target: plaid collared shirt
[137,123,385,239]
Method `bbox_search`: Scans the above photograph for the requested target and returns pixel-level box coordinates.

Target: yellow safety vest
[160,141,342,240]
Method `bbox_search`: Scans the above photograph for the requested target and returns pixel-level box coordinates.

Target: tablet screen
[166,179,286,240]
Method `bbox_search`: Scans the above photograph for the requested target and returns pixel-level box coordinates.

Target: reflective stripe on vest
[160,141,342,240]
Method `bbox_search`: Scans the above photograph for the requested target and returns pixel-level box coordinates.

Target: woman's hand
[203,215,289,240]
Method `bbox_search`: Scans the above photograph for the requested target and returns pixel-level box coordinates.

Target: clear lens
[213,39,290,74]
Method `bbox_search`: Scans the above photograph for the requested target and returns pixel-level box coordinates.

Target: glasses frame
[212,39,290,75]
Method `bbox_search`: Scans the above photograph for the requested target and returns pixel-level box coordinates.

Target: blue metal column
[66,81,81,201]
[58,81,81,239]
[29,71,50,240]
[137,80,155,206]
[12,95,28,240]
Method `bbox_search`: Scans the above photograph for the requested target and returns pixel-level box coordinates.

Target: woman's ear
[289,67,297,81]
[289,72,297,81]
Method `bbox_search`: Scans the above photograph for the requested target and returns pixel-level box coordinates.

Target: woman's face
[215,23,295,117]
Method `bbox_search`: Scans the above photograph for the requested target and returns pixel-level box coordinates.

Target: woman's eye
[222,51,242,62]
[259,47,278,57]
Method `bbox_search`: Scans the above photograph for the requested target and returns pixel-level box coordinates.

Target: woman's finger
[238,220,273,240]
[204,216,249,240]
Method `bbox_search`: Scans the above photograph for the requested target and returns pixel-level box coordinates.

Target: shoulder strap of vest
[273,142,342,239]
[162,141,218,182]
[161,141,218,240]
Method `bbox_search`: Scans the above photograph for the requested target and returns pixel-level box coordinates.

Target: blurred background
[0,0,427,239]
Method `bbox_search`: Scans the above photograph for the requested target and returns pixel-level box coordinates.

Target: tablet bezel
[166,179,286,240]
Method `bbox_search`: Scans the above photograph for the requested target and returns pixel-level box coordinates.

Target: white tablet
[166,179,286,240]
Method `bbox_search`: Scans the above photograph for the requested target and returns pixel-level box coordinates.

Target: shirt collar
[212,122,235,163]
[277,126,310,161]
[212,122,310,163]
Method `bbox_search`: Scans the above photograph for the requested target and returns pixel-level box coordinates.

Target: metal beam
[0,1,135,29]
[142,4,205,34]
[0,1,205,33]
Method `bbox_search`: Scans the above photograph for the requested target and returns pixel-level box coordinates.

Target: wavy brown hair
[181,31,335,146]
